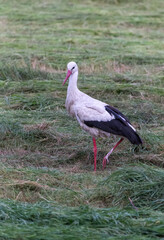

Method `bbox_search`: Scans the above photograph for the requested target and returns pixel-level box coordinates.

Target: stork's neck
[67,71,80,97]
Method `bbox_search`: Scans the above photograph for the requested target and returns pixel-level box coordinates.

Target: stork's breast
[66,100,76,117]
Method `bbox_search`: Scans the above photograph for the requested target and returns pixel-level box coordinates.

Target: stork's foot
[102,138,124,170]
[102,156,109,170]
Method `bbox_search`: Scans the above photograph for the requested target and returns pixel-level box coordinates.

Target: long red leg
[103,138,124,169]
[93,137,97,171]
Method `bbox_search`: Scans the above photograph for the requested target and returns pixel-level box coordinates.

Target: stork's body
[63,62,142,171]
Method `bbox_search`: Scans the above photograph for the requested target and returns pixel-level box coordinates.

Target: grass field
[0,0,164,239]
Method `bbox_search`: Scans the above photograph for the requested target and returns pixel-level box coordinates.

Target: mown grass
[0,0,164,239]
[0,200,164,240]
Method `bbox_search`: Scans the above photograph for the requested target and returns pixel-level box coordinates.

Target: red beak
[63,70,72,86]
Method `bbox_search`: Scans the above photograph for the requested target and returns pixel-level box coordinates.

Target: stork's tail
[123,127,143,145]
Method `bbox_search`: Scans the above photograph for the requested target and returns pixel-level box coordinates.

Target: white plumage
[63,61,142,171]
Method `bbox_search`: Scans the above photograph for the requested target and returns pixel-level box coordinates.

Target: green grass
[0,200,163,240]
[0,0,164,239]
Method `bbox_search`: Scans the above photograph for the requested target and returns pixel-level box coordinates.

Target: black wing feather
[84,105,142,145]
[105,105,130,124]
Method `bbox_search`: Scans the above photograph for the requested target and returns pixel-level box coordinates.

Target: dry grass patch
[80,61,132,74]
[31,57,65,74]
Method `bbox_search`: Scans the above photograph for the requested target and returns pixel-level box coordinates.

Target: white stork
[63,62,142,171]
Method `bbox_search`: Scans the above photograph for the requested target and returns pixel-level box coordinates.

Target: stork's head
[63,62,78,86]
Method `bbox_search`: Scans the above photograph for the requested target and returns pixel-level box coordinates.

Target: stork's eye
[72,66,75,70]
